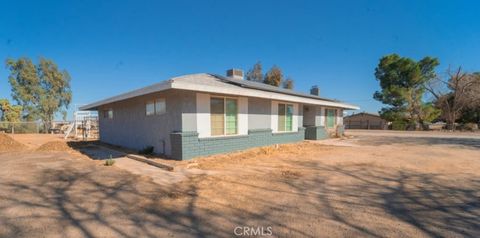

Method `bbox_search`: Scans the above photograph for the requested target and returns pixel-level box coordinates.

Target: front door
[326,109,336,128]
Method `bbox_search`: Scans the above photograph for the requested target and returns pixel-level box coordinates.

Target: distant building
[344,112,387,130]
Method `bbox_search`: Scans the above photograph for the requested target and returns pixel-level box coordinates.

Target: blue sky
[1,0,479,119]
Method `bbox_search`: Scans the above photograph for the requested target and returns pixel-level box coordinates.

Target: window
[155,98,166,115]
[225,98,238,135]
[326,109,336,128]
[278,103,293,132]
[210,97,238,136]
[146,101,155,116]
[146,98,166,116]
[103,108,113,119]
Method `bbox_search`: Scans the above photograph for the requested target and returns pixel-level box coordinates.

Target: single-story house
[344,112,387,130]
[80,69,359,160]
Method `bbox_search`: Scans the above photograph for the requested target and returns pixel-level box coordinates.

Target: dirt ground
[0,131,479,237]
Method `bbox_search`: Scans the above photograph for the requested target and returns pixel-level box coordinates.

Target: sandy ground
[10,133,64,149]
[0,131,479,237]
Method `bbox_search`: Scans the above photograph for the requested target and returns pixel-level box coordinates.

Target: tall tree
[373,54,439,128]
[425,67,480,130]
[282,77,294,89]
[6,57,72,130]
[246,61,263,82]
[0,99,22,122]
[4,58,39,120]
[264,65,283,87]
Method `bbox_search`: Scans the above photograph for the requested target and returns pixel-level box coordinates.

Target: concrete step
[126,154,174,171]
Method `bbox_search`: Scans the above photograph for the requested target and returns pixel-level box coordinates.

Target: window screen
[210,97,238,136]
[103,109,113,119]
[278,104,286,132]
[278,103,293,132]
[146,101,155,116]
[155,99,166,115]
[225,99,238,135]
[210,97,225,136]
[286,104,293,131]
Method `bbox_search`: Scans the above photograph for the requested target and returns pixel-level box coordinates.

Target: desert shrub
[104,156,115,166]
[459,123,479,131]
[391,120,407,130]
[139,146,154,155]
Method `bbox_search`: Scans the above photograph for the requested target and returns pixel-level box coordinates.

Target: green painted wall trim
[170,128,305,160]
[305,126,329,140]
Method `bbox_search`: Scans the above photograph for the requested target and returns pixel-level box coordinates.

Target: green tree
[246,61,263,82]
[0,99,22,122]
[6,57,72,130]
[264,65,283,87]
[282,77,294,89]
[373,54,439,129]
[418,102,441,127]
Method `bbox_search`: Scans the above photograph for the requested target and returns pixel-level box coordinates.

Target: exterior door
[326,109,335,128]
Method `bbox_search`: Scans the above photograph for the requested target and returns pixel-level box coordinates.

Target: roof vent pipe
[226,69,244,80]
[310,85,320,96]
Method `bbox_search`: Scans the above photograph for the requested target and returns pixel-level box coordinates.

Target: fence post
[11,124,14,134]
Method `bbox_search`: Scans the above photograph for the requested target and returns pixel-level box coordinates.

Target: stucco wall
[98,90,194,155]
[180,91,197,132]
[248,97,271,130]
[303,105,316,126]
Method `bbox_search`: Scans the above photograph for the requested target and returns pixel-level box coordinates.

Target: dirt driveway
[0,131,479,237]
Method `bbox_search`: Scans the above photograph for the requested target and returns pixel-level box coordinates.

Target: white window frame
[146,98,166,116]
[210,96,239,136]
[277,103,294,132]
[272,101,298,133]
[103,108,113,119]
[155,98,166,115]
[146,101,155,116]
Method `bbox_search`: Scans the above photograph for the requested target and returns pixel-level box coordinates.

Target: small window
[155,98,166,115]
[277,103,293,132]
[146,101,155,116]
[104,108,113,119]
[146,98,166,116]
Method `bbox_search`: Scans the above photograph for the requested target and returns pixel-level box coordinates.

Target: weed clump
[104,155,115,166]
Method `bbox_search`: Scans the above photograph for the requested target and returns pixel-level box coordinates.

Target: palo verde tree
[373,54,439,129]
[6,57,72,131]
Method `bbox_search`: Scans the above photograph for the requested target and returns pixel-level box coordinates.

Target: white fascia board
[172,81,360,110]
[80,81,173,110]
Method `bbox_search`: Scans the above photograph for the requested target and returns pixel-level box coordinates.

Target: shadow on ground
[67,141,126,160]
[0,152,479,237]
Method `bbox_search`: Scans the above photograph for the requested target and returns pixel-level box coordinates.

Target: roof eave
[171,80,359,110]
[79,80,172,110]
